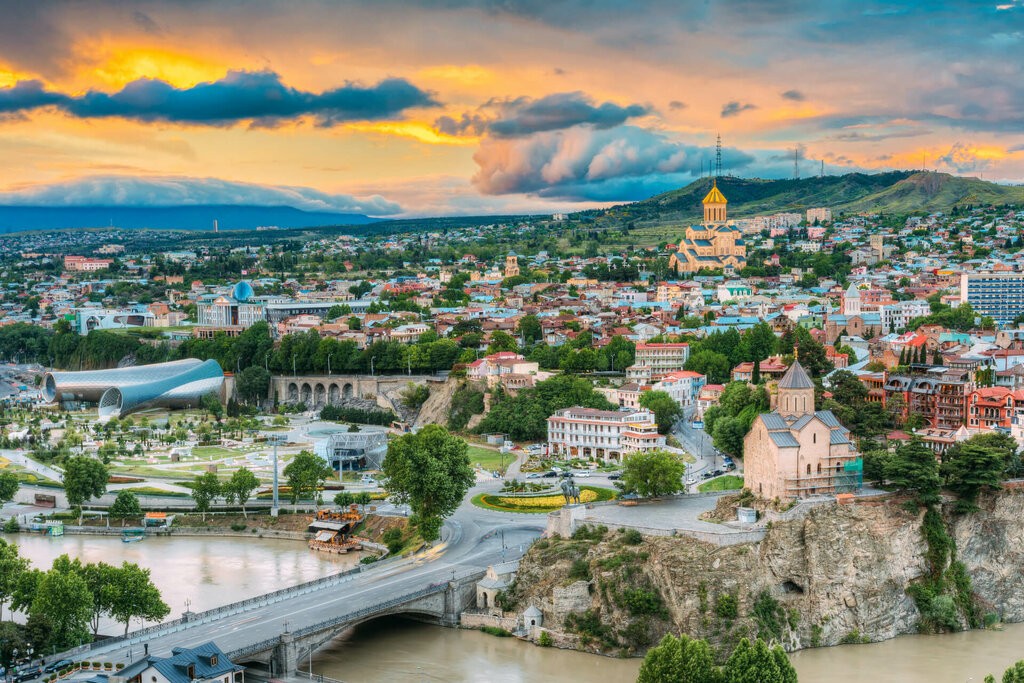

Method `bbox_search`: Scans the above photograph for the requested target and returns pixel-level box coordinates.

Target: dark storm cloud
[471,125,755,200]
[131,10,163,35]
[721,101,757,118]
[668,100,687,110]
[781,90,805,101]
[436,91,650,138]
[0,70,438,126]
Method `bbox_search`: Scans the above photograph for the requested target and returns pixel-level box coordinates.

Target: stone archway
[343,383,354,399]
[314,384,327,407]
[287,383,299,402]
[301,383,313,405]
[328,384,340,405]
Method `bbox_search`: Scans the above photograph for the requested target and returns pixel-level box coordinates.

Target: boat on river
[122,528,145,543]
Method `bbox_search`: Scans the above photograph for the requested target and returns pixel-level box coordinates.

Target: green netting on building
[835,458,863,494]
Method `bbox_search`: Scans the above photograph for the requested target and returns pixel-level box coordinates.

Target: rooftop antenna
[715,134,723,179]
[213,219,219,233]
[793,147,800,180]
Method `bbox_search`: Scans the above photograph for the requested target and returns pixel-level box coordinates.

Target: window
[806,464,811,475]
[210,656,218,667]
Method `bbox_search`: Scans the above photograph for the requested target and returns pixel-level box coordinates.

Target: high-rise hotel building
[960,272,1024,324]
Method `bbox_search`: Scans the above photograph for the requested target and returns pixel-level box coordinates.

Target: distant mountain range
[606,171,1024,224]
[0,205,380,234]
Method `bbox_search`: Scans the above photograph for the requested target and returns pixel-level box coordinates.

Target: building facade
[669,182,747,274]
[626,342,690,382]
[743,360,861,500]
[960,271,1024,324]
[547,407,665,462]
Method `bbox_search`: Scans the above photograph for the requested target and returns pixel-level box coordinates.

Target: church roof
[778,359,814,390]
[845,282,860,298]
[702,181,728,205]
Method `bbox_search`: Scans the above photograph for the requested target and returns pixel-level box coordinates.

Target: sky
[0,0,1022,217]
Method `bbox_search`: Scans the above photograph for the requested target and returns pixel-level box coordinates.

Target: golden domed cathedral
[668,180,746,274]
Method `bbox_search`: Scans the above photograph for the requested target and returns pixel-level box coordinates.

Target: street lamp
[327,354,333,376]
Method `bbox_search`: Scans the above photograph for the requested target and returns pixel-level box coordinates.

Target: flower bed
[472,486,617,513]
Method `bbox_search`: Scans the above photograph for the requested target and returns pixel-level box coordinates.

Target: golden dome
[702,180,727,205]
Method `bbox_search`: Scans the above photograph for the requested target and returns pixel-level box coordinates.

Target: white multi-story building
[879,299,931,334]
[547,407,665,462]
[626,343,690,382]
[653,370,707,408]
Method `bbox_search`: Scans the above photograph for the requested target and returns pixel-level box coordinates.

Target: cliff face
[508,490,1024,655]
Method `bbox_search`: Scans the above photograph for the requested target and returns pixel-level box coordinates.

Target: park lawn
[193,446,239,458]
[467,446,509,472]
[698,475,745,492]
[472,485,617,514]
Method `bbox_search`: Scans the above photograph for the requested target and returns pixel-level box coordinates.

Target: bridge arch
[314,383,326,407]
[287,382,298,402]
[328,384,340,405]
[301,383,312,405]
[343,382,354,399]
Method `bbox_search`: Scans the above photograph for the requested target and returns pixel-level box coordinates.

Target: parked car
[541,471,559,478]
[15,666,42,683]
[711,468,725,477]
[685,476,696,485]
[526,472,541,479]
[722,456,734,466]
[700,471,714,480]
[607,473,622,480]
[573,470,591,478]
[43,661,72,675]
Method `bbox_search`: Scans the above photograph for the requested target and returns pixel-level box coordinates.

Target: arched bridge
[271,374,440,409]
[67,562,483,676]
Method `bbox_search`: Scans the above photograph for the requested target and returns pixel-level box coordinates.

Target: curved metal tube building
[43,358,224,418]
[43,359,205,403]
[98,359,225,419]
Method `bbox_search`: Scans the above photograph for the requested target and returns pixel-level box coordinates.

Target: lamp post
[327,354,333,376]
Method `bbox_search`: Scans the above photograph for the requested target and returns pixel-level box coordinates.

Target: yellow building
[669,181,746,274]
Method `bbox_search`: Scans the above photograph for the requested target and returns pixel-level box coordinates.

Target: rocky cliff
[503,490,1024,656]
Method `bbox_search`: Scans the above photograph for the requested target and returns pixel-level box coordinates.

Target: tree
[31,567,92,650]
[334,491,354,508]
[0,471,18,505]
[223,467,260,518]
[283,451,334,505]
[0,621,28,670]
[638,633,721,683]
[686,350,732,385]
[79,560,117,636]
[202,393,224,421]
[356,491,372,515]
[986,659,1024,683]
[723,638,798,683]
[104,562,170,636]
[236,365,272,404]
[191,472,221,520]
[712,416,748,458]
[109,490,142,527]
[941,433,1015,510]
[619,450,688,498]
[639,391,683,434]
[0,539,29,621]
[487,330,518,354]
[517,314,543,344]
[381,425,474,542]
[885,438,941,506]
[63,456,108,524]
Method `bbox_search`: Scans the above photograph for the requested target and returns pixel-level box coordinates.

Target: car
[43,661,72,675]
[14,667,42,683]
[541,471,559,478]
[700,472,714,480]
[722,456,734,466]
[526,472,541,479]
[711,468,725,477]
[685,476,696,485]
[573,470,591,478]
[723,463,736,472]
[551,466,564,473]
[607,473,622,480]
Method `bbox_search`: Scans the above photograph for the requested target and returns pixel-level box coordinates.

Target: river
[6,533,1023,682]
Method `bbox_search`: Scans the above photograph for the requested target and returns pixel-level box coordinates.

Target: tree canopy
[382,425,474,542]
[283,451,334,504]
[619,450,688,498]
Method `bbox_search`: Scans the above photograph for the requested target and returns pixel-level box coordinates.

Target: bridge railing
[227,569,487,661]
[75,564,371,656]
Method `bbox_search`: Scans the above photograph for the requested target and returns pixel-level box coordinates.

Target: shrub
[230,523,247,531]
[568,559,592,582]
[382,528,405,555]
[620,528,643,545]
[715,593,738,620]
[359,556,378,565]
[620,588,663,616]
[537,630,553,647]
[752,591,783,641]
[481,626,512,637]
[573,524,608,542]
[3,517,19,533]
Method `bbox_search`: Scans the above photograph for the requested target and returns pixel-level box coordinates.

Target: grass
[472,485,617,514]
[466,446,509,472]
[697,475,745,492]
[193,446,239,458]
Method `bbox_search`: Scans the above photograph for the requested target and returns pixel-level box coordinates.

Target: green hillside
[601,171,1023,225]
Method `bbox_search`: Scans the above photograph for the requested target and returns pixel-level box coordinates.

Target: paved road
[77,493,543,665]
[1,449,64,482]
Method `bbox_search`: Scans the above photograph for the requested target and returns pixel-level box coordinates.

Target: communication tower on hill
[793,147,800,180]
[715,133,723,178]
